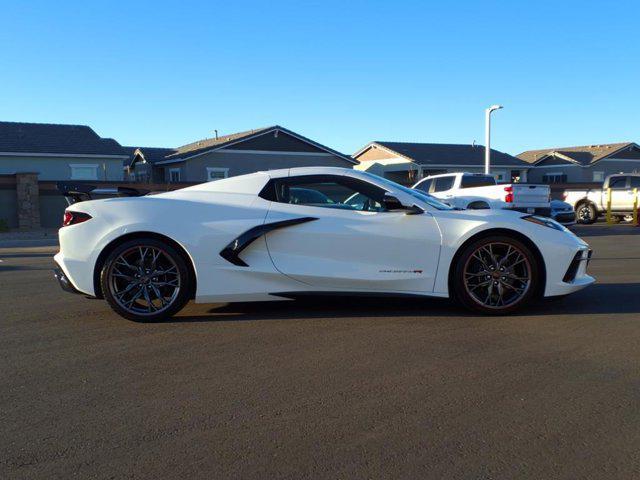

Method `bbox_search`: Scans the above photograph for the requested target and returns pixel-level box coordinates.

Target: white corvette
[54,167,594,321]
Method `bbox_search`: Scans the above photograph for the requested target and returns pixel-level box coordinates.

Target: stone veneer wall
[15,173,41,230]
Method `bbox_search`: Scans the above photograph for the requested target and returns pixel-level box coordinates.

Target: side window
[460,175,496,188]
[414,179,432,193]
[265,175,386,212]
[630,177,640,189]
[433,176,455,192]
[609,176,628,190]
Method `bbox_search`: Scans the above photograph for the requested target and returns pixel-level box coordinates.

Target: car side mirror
[382,193,424,215]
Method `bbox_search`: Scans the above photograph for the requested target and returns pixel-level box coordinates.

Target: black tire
[452,235,540,315]
[576,202,597,224]
[100,238,192,322]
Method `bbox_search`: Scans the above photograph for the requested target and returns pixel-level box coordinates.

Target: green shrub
[0,218,8,233]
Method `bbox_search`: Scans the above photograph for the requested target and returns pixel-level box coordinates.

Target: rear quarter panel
[57,191,284,299]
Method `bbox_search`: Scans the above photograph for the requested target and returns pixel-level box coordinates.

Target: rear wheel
[576,202,597,224]
[467,201,490,210]
[453,235,539,314]
[101,238,191,322]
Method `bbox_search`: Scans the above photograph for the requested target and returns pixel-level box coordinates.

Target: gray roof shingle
[165,125,355,163]
[167,127,273,159]
[362,142,528,167]
[0,121,126,156]
[517,142,636,165]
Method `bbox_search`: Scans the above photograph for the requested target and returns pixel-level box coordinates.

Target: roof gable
[534,154,576,166]
[166,126,356,164]
[354,141,527,167]
[124,146,177,167]
[0,121,126,156]
[517,142,638,166]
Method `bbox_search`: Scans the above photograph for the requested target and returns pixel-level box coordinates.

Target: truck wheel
[576,203,597,224]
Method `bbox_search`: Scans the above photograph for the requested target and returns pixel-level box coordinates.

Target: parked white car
[54,167,593,321]
[413,172,551,216]
[563,173,640,224]
[550,200,576,226]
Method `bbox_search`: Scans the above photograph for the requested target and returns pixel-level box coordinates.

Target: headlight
[522,215,569,232]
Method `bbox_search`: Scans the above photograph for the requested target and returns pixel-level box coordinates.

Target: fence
[0,173,195,230]
[0,173,605,230]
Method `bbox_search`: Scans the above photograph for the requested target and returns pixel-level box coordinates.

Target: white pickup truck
[564,173,640,224]
[412,172,552,216]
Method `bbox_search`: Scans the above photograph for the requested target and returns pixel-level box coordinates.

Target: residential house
[0,121,127,181]
[125,126,357,183]
[517,142,640,184]
[353,141,530,184]
[124,147,177,182]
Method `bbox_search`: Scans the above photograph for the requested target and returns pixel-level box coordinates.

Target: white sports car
[54,167,594,321]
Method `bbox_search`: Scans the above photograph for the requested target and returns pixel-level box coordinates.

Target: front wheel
[452,236,539,315]
[100,238,192,322]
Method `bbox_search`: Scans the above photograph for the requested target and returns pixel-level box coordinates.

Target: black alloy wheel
[453,235,539,314]
[101,238,191,322]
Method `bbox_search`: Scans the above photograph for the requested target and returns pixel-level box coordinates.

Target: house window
[206,167,229,181]
[70,164,99,180]
[542,172,568,184]
[169,168,181,182]
[493,171,506,183]
[593,171,605,182]
[511,170,523,183]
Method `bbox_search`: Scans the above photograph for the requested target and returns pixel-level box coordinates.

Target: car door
[431,176,456,201]
[262,174,442,293]
[608,176,630,211]
[630,177,640,210]
[413,178,433,194]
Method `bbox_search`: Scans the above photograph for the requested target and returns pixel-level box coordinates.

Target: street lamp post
[484,105,503,174]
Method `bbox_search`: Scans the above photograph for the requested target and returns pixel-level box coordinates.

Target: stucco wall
[162,150,354,182]
[526,166,583,183]
[527,159,640,183]
[597,158,640,175]
[0,155,125,181]
[356,146,399,162]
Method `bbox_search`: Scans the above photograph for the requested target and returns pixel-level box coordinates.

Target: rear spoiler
[57,182,150,205]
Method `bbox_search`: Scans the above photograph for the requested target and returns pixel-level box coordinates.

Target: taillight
[62,210,92,227]
[504,186,513,203]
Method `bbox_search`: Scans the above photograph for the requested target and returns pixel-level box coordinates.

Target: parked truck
[412,172,552,216]
[563,173,640,224]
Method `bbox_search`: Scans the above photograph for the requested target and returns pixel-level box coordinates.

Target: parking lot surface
[2,224,640,479]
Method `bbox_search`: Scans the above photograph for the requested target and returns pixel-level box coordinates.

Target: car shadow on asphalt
[168,283,640,323]
[571,225,640,237]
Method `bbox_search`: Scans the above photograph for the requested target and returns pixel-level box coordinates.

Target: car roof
[265,166,354,178]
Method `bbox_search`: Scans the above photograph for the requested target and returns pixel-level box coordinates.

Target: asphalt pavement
[1,224,640,479]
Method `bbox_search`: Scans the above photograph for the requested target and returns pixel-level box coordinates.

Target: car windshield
[359,172,454,210]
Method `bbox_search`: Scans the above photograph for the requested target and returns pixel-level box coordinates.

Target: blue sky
[2,0,639,155]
